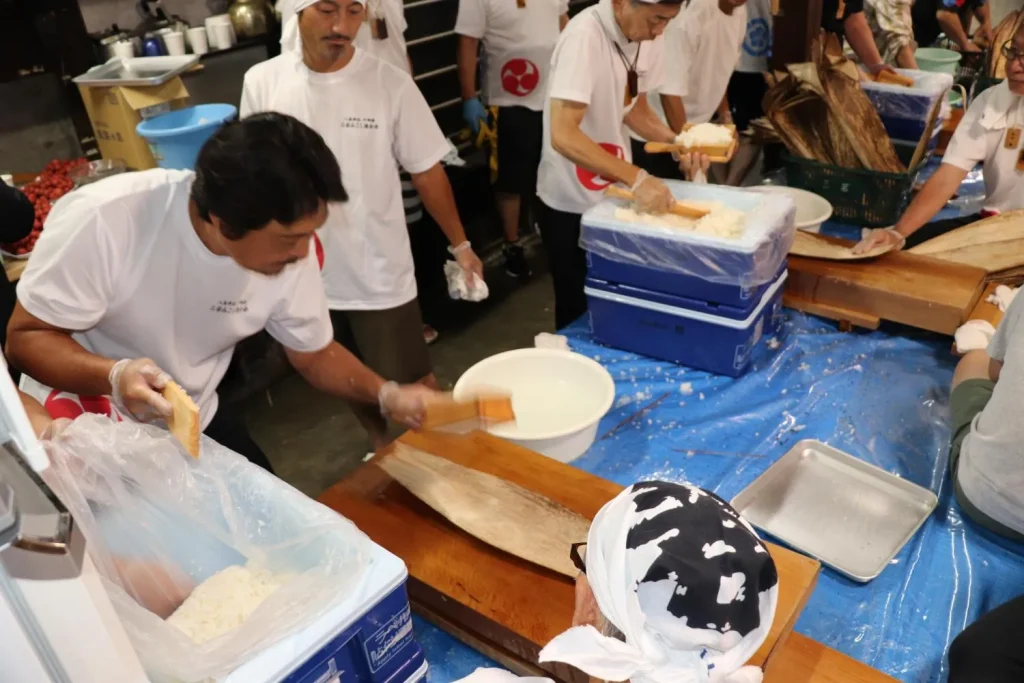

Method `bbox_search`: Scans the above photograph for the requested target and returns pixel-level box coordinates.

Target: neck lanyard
[612,41,641,106]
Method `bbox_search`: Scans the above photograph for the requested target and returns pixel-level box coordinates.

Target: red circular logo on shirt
[576,143,625,191]
[501,59,541,97]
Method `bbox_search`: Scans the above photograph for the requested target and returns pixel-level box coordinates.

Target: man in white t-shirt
[455,0,569,279]
[536,0,705,329]
[631,0,748,179]
[241,0,485,449]
[7,114,437,472]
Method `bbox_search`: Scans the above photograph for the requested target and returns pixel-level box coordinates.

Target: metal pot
[229,0,273,39]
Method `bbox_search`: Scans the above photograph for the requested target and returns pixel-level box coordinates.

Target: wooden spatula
[790,230,898,261]
[376,443,590,578]
[604,186,710,219]
[871,70,915,87]
[162,381,200,458]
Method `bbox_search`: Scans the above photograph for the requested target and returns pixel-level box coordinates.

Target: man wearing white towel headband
[243,0,483,449]
[455,480,780,683]
[536,0,710,329]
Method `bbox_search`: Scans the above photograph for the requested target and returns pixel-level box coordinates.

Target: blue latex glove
[462,98,487,134]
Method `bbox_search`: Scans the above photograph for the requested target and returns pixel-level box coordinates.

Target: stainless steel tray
[73,56,199,87]
[730,440,937,582]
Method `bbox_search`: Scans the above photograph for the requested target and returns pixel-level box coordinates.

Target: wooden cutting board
[785,251,987,334]
[907,211,1024,273]
[318,430,821,683]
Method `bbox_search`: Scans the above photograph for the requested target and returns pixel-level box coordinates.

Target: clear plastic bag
[41,415,370,682]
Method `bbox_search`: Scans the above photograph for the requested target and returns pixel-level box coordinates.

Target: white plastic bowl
[453,349,615,463]
[747,185,833,233]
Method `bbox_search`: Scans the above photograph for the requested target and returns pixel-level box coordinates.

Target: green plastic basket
[783,155,919,227]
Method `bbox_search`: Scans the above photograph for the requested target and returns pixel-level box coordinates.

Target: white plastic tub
[453,349,615,463]
[746,185,833,233]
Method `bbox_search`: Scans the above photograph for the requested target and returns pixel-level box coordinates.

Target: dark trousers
[904,213,981,250]
[204,409,274,474]
[949,595,1024,683]
[630,138,683,181]
[537,201,587,330]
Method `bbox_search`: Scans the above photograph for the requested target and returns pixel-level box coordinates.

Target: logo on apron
[501,59,541,97]
[576,143,625,191]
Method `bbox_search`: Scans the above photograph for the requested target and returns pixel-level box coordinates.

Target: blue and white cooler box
[582,181,795,377]
[225,544,426,683]
[862,69,953,147]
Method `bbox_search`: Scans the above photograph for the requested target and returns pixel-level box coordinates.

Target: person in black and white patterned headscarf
[456,480,779,683]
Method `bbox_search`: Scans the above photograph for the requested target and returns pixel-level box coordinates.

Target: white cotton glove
[378,381,442,429]
[853,227,905,254]
[109,358,174,422]
[631,170,674,215]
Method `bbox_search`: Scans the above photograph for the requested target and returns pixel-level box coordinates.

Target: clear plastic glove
[678,153,711,182]
[379,382,442,429]
[462,98,487,135]
[853,227,906,254]
[109,358,173,422]
[631,170,674,215]
[455,244,485,286]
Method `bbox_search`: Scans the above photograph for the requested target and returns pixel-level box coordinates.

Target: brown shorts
[329,299,432,384]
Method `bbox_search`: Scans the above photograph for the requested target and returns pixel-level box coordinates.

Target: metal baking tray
[731,440,937,582]
[73,56,199,87]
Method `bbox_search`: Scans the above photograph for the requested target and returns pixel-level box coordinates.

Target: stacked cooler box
[861,69,954,166]
[582,182,796,377]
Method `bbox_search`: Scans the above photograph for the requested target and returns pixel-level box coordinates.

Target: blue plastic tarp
[415,311,1024,683]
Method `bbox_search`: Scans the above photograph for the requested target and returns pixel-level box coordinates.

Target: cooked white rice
[166,563,284,644]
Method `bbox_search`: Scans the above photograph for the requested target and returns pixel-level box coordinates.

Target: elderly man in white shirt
[450,481,780,683]
[856,24,1024,254]
[242,0,485,449]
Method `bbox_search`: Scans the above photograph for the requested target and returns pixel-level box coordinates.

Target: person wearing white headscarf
[245,1,484,449]
[454,480,779,683]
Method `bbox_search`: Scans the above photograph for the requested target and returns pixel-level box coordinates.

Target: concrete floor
[239,269,556,498]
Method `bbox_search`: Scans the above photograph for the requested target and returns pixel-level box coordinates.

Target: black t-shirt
[821,0,865,43]
[912,0,984,49]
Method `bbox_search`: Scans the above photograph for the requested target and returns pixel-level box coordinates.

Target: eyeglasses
[1000,41,1024,65]
[570,542,587,574]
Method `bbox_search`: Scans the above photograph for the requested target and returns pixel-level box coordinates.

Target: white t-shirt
[537,0,668,216]
[17,169,333,428]
[943,81,1024,214]
[638,0,747,139]
[455,0,568,111]
[354,0,411,75]
[241,51,449,310]
[736,0,772,73]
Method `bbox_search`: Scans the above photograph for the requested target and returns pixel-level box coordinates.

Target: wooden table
[319,430,822,682]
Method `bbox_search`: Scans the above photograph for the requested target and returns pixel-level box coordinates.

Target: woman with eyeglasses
[854,27,1024,254]
[450,480,779,683]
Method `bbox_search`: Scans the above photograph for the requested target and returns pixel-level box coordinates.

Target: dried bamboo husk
[907,210,1024,273]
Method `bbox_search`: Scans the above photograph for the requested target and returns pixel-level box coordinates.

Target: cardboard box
[77,78,190,171]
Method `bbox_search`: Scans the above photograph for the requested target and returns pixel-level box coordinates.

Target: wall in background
[77,0,217,33]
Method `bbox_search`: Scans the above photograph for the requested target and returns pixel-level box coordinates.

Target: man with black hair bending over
[7,113,438,473]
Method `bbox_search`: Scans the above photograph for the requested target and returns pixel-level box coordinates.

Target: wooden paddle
[789,230,898,260]
[643,124,739,164]
[162,382,200,458]
[422,393,516,432]
[604,186,711,219]
[870,70,914,87]
[907,210,1024,273]
[375,443,591,578]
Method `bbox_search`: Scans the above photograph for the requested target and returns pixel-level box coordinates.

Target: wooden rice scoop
[604,185,711,219]
[422,393,516,432]
[789,230,898,260]
[870,70,914,87]
[907,210,1024,274]
[162,382,200,458]
[375,443,591,578]
[643,123,739,163]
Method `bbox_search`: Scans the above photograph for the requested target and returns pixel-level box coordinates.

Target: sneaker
[503,242,532,278]
[423,324,439,345]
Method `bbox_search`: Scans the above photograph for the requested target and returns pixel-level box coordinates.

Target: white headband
[276,0,320,55]
[539,482,779,683]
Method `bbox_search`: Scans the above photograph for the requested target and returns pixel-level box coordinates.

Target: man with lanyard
[537,0,708,330]
[7,114,437,472]
[856,25,1024,254]
[631,0,748,181]
[447,481,780,683]
[241,0,485,450]
[455,0,569,279]
[913,0,991,55]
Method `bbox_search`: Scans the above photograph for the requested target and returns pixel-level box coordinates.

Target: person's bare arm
[845,11,889,73]
[560,13,569,31]
[896,43,920,69]
[660,94,686,134]
[6,304,116,396]
[973,3,993,42]
[457,35,480,101]
[284,342,385,404]
[990,357,1003,382]
[624,94,677,144]
[409,164,483,280]
[937,9,978,51]
[893,163,968,238]
[551,98,644,186]
[716,93,732,125]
